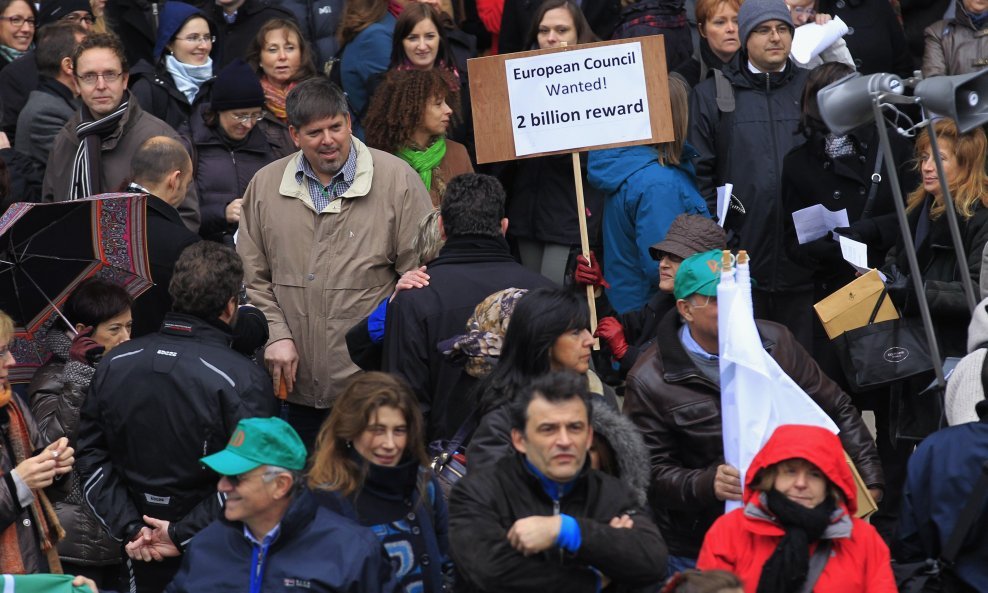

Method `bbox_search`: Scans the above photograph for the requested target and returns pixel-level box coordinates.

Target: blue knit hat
[153,2,210,62]
[737,0,794,45]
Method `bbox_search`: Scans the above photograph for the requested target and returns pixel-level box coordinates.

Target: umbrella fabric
[0,193,152,382]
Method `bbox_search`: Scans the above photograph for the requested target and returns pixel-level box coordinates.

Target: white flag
[717,252,838,512]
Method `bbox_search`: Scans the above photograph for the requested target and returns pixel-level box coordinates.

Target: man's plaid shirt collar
[294,142,358,212]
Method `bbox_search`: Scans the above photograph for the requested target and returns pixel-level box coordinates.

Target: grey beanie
[737,0,794,45]
[945,298,988,425]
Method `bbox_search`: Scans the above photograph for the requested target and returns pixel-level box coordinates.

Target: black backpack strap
[861,149,885,220]
[712,68,735,195]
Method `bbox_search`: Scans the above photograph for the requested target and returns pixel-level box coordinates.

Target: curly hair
[363,68,459,154]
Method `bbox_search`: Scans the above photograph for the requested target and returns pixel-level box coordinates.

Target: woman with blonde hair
[883,118,988,358]
[587,74,709,314]
[309,372,451,593]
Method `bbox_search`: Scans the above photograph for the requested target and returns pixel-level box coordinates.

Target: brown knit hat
[649,214,726,261]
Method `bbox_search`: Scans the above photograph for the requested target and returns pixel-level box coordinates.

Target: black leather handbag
[833,288,934,391]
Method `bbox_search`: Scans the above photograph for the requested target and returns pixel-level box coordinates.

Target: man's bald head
[130,136,193,207]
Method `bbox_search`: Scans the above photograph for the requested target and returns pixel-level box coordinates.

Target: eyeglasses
[228,111,264,124]
[76,71,123,86]
[176,34,215,45]
[0,15,35,28]
[751,23,792,37]
[688,294,715,309]
[788,4,816,17]
[63,13,95,24]
[226,469,281,487]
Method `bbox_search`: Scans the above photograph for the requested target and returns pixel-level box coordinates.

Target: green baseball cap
[674,249,723,300]
[200,417,307,475]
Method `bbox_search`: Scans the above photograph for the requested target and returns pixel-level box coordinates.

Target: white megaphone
[816,72,905,135]
[914,70,988,134]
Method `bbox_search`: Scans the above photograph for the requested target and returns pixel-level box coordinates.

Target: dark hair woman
[309,372,452,593]
[697,424,897,592]
[364,68,473,206]
[466,286,618,471]
[245,18,318,156]
[498,0,603,286]
[178,58,284,243]
[128,1,215,130]
[27,279,132,586]
[385,2,478,162]
[0,0,36,71]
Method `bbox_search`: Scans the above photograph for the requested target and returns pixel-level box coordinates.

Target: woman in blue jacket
[587,74,710,314]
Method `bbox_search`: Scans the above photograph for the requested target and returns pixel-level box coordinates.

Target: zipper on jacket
[765,71,783,293]
[230,151,237,166]
[553,499,562,562]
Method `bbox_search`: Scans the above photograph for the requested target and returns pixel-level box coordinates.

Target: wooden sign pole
[571,152,599,348]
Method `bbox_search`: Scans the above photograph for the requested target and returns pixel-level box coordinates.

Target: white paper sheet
[791,16,849,66]
[792,204,849,244]
[716,183,732,228]
[837,235,887,280]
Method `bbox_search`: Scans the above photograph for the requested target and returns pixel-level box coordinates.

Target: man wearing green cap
[623,249,883,574]
[164,417,396,593]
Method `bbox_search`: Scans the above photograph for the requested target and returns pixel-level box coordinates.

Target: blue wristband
[556,514,582,553]
[367,298,388,342]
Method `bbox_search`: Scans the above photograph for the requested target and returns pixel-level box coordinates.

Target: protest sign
[468,36,672,164]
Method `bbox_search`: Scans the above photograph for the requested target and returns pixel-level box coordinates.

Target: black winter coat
[280,0,344,71]
[129,60,211,131]
[449,454,667,593]
[75,313,276,548]
[497,0,620,54]
[611,0,691,72]
[382,235,554,441]
[502,152,604,247]
[105,0,163,70]
[207,0,296,68]
[0,50,37,138]
[178,105,281,243]
[818,0,913,76]
[687,60,810,292]
[781,126,918,300]
[885,200,988,358]
[130,195,202,338]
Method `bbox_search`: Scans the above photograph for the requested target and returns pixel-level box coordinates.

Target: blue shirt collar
[680,323,718,361]
[523,458,577,501]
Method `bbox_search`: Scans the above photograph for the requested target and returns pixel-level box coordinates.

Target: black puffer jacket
[75,313,276,548]
[178,104,281,243]
[129,60,212,131]
[28,332,119,566]
[687,59,810,292]
[624,310,884,557]
[449,454,667,593]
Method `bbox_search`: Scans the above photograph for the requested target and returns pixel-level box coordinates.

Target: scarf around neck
[0,44,26,64]
[756,489,836,593]
[397,137,446,191]
[165,54,213,103]
[69,101,128,200]
[260,76,297,121]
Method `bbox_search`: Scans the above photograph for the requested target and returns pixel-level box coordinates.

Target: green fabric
[674,249,723,300]
[397,137,446,190]
[200,417,307,474]
[0,574,92,592]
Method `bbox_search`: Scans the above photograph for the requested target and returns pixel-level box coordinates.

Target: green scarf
[397,137,446,191]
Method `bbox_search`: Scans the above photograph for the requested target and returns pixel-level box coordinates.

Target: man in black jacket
[382,173,553,441]
[449,371,666,592]
[75,240,276,593]
[124,137,202,338]
[687,0,814,348]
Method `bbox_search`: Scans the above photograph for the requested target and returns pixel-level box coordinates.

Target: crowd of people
[1,0,988,591]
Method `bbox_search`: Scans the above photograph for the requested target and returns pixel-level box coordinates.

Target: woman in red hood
[696,425,896,593]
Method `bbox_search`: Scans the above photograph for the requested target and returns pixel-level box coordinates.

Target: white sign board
[504,42,652,157]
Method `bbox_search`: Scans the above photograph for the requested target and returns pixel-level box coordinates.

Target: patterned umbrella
[0,193,153,382]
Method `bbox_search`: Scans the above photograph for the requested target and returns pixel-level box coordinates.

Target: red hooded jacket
[696,425,896,592]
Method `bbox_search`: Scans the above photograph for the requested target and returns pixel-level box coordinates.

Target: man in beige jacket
[237,77,432,447]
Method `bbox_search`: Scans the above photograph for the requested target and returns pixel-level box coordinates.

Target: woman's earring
[346,440,353,449]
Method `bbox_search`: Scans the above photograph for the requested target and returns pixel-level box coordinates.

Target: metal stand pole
[871,96,946,391]
[925,115,978,312]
